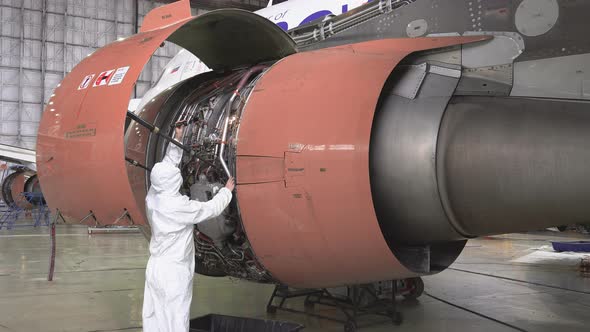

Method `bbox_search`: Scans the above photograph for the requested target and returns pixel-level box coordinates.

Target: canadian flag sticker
[78,74,95,90]
[93,69,115,87]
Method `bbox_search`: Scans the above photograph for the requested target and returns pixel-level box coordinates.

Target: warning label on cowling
[108,66,130,86]
[93,70,115,87]
[78,74,95,90]
[65,124,96,139]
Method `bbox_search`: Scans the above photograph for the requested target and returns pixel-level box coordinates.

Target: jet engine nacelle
[36,1,590,288]
[1,171,42,209]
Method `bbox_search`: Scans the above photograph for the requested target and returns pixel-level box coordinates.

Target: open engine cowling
[37,3,590,288]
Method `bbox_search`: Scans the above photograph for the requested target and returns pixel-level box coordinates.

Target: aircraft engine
[1,171,41,209]
[36,4,590,288]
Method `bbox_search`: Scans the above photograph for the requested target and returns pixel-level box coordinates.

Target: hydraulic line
[218,65,267,178]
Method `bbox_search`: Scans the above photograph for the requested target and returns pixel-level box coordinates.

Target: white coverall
[142,141,232,332]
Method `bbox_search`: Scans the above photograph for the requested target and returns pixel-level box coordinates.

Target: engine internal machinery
[139,68,273,282]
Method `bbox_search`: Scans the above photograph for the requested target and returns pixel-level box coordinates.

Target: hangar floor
[0,225,588,332]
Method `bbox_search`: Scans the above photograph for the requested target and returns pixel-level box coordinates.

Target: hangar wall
[0,0,208,149]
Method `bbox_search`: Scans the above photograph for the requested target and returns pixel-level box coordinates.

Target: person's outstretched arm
[161,125,184,166]
[173,177,235,225]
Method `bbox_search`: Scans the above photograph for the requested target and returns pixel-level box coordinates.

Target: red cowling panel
[36,21,189,224]
[140,0,191,33]
[236,37,488,288]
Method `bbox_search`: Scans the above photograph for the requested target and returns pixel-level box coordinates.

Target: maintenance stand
[266,277,424,332]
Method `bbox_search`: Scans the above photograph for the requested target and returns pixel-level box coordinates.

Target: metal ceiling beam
[41,0,47,112]
[17,0,24,146]
[0,143,36,163]
[63,1,67,77]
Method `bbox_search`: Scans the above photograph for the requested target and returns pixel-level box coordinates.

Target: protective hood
[149,161,183,195]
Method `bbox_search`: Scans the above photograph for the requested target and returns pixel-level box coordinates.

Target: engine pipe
[218,65,267,178]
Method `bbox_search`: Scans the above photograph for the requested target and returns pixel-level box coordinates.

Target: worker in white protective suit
[142,125,235,332]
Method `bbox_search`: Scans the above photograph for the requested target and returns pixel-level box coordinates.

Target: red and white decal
[93,70,115,87]
[78,74,95,90]
[108,66,130,86]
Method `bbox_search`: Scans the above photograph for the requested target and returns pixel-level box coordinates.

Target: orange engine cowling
[233,38,482,287]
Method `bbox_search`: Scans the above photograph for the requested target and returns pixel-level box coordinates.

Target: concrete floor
[0,225,588,332]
